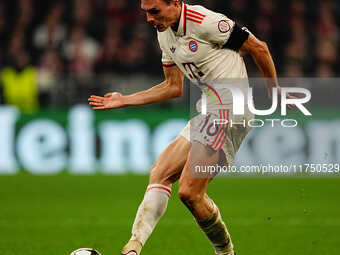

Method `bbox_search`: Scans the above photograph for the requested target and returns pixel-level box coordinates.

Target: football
[70,248,102,255]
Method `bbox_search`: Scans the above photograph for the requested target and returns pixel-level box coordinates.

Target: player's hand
[267,87,297,110]
[284,93,298,110]
[88,92,125,110]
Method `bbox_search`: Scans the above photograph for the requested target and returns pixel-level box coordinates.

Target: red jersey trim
[183,4,187,36]
[187,13,204,20]
[204,84,223,105]
[187,9,206,18]
[186,8,205,24]
[215,110,230,151]
[187,17,202,24]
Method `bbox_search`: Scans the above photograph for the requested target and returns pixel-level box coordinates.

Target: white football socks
[130,184,171,246]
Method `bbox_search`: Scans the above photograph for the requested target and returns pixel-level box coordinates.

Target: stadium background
[0,0,340,255]
[0,0,339,110]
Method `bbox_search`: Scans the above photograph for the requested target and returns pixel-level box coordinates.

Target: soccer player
[88,0,293,254]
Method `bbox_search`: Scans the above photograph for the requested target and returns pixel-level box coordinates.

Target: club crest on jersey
[189,40,198,52]
[218,20,230,33]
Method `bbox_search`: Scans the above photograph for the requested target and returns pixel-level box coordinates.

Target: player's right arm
[88,65,184,110]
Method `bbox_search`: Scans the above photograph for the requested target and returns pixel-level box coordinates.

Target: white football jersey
[157,3,250,110]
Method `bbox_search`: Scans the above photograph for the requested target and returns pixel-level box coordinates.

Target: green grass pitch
[1,174,340,255]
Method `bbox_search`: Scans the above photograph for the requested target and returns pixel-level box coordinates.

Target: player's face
[141,0,180,32]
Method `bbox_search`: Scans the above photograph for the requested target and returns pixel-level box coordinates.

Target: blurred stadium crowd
[0,0,339,112]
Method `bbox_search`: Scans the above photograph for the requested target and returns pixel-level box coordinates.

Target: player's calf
[195,201,234,255]
[178,188,212,218]
[179,188,234,255]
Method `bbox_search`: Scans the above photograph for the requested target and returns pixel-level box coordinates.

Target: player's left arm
[240,33,278,98]
[239,32,296,104]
